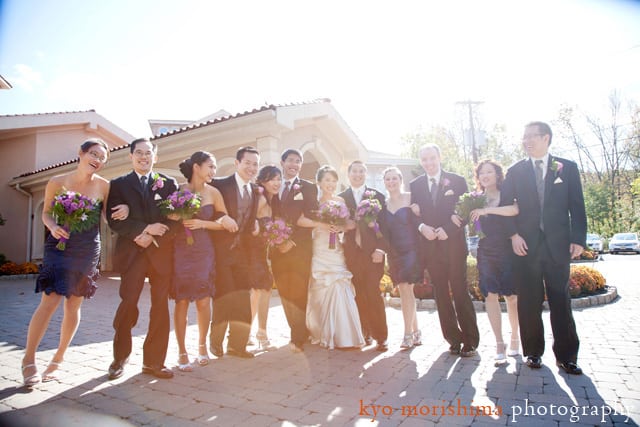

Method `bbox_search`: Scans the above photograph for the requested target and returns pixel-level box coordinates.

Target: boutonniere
[255,186,264,195]
[441,178,451,188]
[151,173,166,191]
[444,189,455,196]
[292,183,301,192]
[550,160,564,177]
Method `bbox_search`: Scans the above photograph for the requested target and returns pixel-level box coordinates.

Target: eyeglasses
[133,150,154,158]
[522,133,543,141]
[87,150,108,163]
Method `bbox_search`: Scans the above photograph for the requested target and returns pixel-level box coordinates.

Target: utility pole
[456,100,483,164]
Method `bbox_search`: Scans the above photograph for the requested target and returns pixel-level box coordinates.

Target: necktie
[535,160,545,230]
[281,181,291,200]
[243,184,250,200]
[140,175,147,192]
[429,177,438,205]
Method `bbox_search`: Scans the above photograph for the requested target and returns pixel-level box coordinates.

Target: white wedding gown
[306,227,364,349]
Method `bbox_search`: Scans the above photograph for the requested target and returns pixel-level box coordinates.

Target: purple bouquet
[262,217,293,247]
[157,189,202,245]
[317,200,350,249]
[455,191,487,238]
[50,190,101,250]
[355,190,383,239]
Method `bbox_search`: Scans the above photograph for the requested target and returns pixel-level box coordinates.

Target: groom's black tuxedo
[339,186,388,345]
[107,171,179,368]
[209,174,259,352]
[501,155,586,363]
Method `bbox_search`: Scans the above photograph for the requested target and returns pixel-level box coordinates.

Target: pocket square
[554,177,563,184]
[154,193,162,200]
[444,189,454,196]
[294,193,304,201]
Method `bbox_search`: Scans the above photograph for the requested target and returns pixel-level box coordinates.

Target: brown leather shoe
[142,365,174,379]
[108,359,128,380]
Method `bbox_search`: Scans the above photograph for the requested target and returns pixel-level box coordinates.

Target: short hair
[80,138,110,159]
[347,160,367,173]
[179,151,215,182]
[256,164,281,186]
[129,137,157,153]
[281,148,303,162]
[236,146,260,161]
[526,121,553,144]
[316,165,338,182]
[474,159,505,191]
[382,166,403,182]
[418,143,441,157]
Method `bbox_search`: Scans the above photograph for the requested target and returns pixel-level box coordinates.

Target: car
[467,235,479,258]
[586,233,604,253]
[608,232,640,254]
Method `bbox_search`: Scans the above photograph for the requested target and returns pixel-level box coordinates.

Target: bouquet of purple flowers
[317,200,350,249]
[262,217,293,248]
[50,190,101,250]
[455,191,487,238]
[157,189,201,245]
[355,190,383,239]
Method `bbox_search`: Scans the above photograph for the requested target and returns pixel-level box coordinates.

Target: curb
[385,286,618,312]
[0,274,38,281]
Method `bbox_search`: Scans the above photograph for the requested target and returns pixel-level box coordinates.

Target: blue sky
[1,0,639,154]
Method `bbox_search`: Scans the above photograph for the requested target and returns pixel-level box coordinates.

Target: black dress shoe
[449,344,461,355]
[364,336,373,346]
[460,345,476,357]
[142,365,174,379]
[557,361,583,375]
[375,341,388,352]
[226,347,255,358]
[210,345,223,358]
[526,356,542,369]
[108,359,127,380]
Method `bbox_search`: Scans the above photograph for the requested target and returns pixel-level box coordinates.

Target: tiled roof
[13,99,332,179]
[0,109,96,118]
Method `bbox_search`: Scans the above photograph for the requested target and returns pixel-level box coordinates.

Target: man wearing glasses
[501,122,586,375]
[106,138,179,379]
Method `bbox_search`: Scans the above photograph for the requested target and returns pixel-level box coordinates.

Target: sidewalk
[0,258,638,426]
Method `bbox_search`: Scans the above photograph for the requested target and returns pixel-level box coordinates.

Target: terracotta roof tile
[0,109,96,118]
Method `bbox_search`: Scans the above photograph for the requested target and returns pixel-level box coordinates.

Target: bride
[298,165,364,350]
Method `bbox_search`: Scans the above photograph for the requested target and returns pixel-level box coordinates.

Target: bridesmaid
[171,151,236,371]
[248,165,282,350]
[381,167,422,349]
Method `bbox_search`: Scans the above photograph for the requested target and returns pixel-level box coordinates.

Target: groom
[501,121,586,374]
[270,148,318,353]
[106,138,179,379]
[340,160,389,351]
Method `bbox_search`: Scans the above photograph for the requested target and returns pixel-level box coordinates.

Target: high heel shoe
[177,353,193,372]
[197,344,210,366]
[256,331,275,350]
[507,338,520,357]
[495,342,507,365]
[22,364,41,387]
[412,330,422,346]
[42,360,62,382]
[400,334,414,349]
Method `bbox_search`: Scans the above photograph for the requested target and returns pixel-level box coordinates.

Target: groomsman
[501,121,586,374]
[270,149,318,352]
[106,138,179,379]
[410,144,479,357]
[209,147,260,358]
[340,160,389,351]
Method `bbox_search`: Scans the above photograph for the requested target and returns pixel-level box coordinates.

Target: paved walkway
[0,256,638,426]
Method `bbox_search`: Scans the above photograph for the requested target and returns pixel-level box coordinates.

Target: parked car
[467,235,479,258]
[586,233,604,253]
[608,232,640,254]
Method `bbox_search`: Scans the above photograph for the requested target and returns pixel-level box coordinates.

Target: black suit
[339,186,388,344]
[270,178,318,348]
[209,174,259,351]
[501,155,586,363]
[106,171,179,368]
[410,171,479,349]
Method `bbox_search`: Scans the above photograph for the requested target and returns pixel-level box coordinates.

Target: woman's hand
[220,215,239,233]
[50,224,70,240]
[469,208,485,222]
[410,203,421,216]
[278,240,296,253]
[183,218,204,230]
[111,204,129,221]
[451,214,463,227]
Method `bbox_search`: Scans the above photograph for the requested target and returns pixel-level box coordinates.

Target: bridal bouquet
[158,189,201,245]
[455,191,487,238]
[50,190,101,250]
[262,217,294,248]
[317,200,350,249]
[355,190,383,239]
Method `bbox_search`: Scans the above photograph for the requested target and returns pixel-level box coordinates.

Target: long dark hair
[179,151,215,182]
[474,159,504,191]
[80,138,109,159]
[256,165,281,205]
